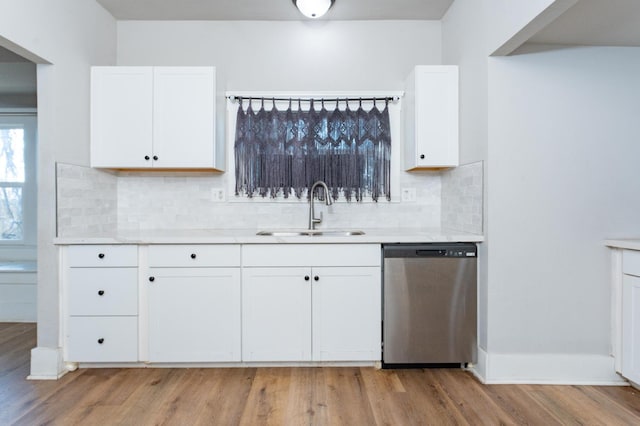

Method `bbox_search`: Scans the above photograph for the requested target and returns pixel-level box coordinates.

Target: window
[0,115,36,243]
[0,127,25,239]
[231,95,400,202]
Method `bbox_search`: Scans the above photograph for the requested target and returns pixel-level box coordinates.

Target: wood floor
[2,323,640,426]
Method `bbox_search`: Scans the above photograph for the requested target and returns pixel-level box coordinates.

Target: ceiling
[1,0,637,109]
[95,0,454,21]
[529,0,640,46]
[94,0,640,47]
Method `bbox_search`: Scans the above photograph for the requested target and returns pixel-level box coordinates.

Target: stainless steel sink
[256,229,365,237]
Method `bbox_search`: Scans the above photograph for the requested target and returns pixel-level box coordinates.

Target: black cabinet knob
[145,155,150,160]
[153,155,158,161]
[314,276,319,281]
[304,275,310,281]
[97,338,104,344]
[190,253,197,259]
[98,290,105,296]
[419,154,425,160]
[98,253,105,259]
[149,276,155,282]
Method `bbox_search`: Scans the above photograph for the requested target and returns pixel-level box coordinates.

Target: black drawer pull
[149,276,155,282]
[97,338,104,344]
[304,275,310,281]
[98,290,105,296]
[98,253,105,259]
[153,155,158,161]
[314,276,319,281]
[190,253,197,259]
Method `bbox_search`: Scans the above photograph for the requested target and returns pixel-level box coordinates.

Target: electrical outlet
[211,188,226,202]
[401,187,416,202]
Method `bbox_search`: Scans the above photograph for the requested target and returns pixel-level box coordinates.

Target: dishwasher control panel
[384,243,477,259]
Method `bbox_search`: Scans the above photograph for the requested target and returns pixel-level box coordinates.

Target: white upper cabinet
[90,66,222,170]
[152,68,215,169]
[90,67,153,169]
[404,65,459,170]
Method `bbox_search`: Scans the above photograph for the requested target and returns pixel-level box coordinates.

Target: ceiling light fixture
[292,0,335,19]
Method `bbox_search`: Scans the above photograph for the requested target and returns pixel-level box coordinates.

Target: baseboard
[469,346,488,383]
[471,347,627,385]
[28,346,67,380]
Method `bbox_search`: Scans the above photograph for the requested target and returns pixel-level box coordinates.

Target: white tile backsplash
[56,163,118,236]
[56,163,484,235]
[441,161,484,234]
[115,172,441,231]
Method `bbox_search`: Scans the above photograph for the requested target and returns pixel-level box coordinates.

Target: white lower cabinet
[312,267,381,361]
[622,273,640,384]
[242,267,312,361]
[241,244,382,362]
[64,245,139,363]
[67,316,138,362]
[145,245,241,363]
[147,267,241,362]
[63,243,381,365]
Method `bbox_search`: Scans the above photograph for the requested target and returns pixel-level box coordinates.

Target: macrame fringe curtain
[234,97,392,202]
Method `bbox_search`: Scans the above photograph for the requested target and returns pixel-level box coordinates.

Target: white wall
[118,20,441,161]
[442,0,491,354]
[0,63,37,108]
[117,20,442,87]
[112,20,445,232]
[486,46,640,379]
[0,0,116,378]
[443,0,635,383]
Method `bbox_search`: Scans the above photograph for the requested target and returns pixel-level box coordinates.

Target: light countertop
[54,227,484,245]
[606,239,640,251]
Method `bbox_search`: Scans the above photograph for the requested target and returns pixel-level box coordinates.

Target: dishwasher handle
[415,249,447,257]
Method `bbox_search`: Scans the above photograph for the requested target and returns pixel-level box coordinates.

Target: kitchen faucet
[308,181,333,230]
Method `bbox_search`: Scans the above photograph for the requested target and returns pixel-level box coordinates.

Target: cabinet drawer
[68,268,138,316]
[242,244,381,267]
[148,245,240,267]
[623,250,640,277]
[67,245,138,267]
[67,316,138,362]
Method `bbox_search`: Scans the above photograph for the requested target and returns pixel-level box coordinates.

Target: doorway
[0,46,37,322]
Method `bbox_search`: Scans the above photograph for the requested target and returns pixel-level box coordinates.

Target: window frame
[225,92,403,204]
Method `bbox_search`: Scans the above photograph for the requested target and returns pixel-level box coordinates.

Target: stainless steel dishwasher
[382,243,477,367]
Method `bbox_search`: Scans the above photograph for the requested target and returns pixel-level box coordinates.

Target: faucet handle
[312,211,323,226]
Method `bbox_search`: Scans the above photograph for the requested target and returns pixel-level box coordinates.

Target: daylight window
[0,127,25,240]
[233,97,393,202]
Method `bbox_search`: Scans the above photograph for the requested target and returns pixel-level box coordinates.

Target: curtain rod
[227,95,400,103]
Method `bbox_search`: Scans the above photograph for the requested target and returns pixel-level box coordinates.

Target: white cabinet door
[404,65,458,170]
[90,67,153,168]
[312,267,381,361]
[90,66,219,170]
[622,274,640,384]
[242,267,312,361]
[152,67,215,169]
[147,267,241,362]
